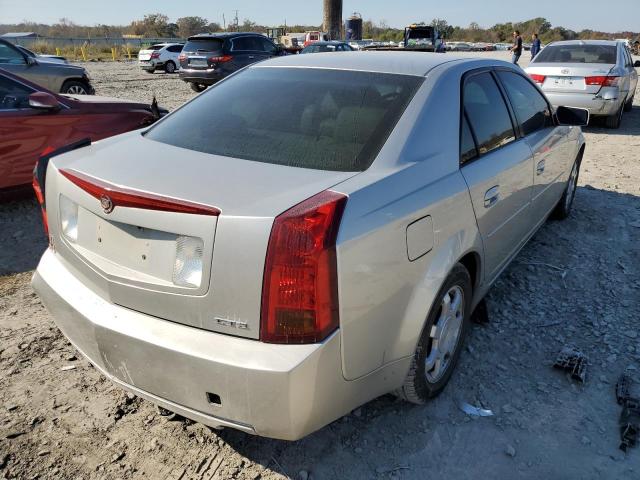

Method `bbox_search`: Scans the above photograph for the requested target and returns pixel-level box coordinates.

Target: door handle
[484,186,500,208]
[248,55,255,59]
[536,160,545,175]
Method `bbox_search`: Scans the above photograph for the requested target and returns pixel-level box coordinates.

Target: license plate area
[189,58,209,67]
[73,207,180,286]
[548,76,585,89]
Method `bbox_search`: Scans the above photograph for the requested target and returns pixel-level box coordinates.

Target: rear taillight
[260,190,348,344]
[529,73,546,85]
[32,139,91,239]
[150,52,160,59]
[209,55,233,64]
[585,75,620,87]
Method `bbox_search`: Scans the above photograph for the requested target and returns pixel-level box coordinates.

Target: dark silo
[345,12,362,41]
[323,0,343,40]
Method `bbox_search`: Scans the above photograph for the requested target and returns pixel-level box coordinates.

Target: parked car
[0,39,93,94]
[32,52,588,441]
[0,68,164,191]
[138,43,184,74]
[301,41,354,53]
[179,33,282,92]
[16,45,68,64]
[447,42,473,52]
[526,40,639,128]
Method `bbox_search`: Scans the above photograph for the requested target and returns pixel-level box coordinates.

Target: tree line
[1,15,637,42]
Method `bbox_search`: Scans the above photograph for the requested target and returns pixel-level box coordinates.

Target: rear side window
[463,72,515,155]
[184,38,223,53]
[535,44,617,64]
[167,45,183,53]
[146,67,423,172]
[497,71,553,136]
[231,36,263,51]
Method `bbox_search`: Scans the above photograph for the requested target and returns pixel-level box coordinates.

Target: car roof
[253,51,471,76]
[547,40,619,47]
[307,41,348,45]
[187,32,264,40]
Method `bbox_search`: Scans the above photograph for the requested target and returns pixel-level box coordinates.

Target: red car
[0,68,164,190]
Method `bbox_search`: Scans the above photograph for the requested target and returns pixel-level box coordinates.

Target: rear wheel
[396,264,472,404]
[624,94,634,112]
[60,80,90,95]
[165,61,176,74]
[189,83,206,93]
[604,104,623,129]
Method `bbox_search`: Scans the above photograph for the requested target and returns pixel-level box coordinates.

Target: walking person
[531,33,541,59]
[510,30,523,65]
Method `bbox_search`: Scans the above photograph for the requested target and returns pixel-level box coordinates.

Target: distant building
[0,32,41,38]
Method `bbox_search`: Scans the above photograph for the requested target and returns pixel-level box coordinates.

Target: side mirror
[29,92,60,111]
[634,60,640,68]
[26,55,38,66]
[555,106,589,127]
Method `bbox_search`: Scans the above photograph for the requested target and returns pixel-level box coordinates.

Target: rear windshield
[535,44,617,64]
[147,45,164,51]
[183,38,224,53]
[145,67,423,172]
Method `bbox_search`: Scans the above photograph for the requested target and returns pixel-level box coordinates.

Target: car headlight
[59,195,78,242]
[172,236,203,288]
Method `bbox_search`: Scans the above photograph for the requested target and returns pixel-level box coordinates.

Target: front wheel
[552,152,582,220]
[396,264,473,404]
[60,80,91,95]
[189,82,206,93]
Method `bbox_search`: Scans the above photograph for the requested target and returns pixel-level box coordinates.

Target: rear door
[496,70,572,220]
[229,36,267,68]
[459,70,534,282]
[623,47,638,101]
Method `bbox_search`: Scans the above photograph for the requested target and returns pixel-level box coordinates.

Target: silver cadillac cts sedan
[32,52,587,440]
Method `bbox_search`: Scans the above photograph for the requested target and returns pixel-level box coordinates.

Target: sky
[1,0,638,32]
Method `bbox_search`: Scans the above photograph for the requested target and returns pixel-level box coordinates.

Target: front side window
[0,75,33,109]
[497,71,553,136]
[463,72,515,156]
[259,38,277,54]
[146,67,423,172]
[0,43,26,65]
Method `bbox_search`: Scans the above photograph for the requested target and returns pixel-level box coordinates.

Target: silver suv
[0,39,94,94]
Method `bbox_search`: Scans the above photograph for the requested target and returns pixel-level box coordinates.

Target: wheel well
[459,252,480,292]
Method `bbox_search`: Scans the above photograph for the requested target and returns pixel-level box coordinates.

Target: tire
[189,83,206,93]
[624,95,634,113]
[552,149,582,220]
[60,80,90,95]
[604,104,623,129]
[396,263,473,404]
[165,61,176,74]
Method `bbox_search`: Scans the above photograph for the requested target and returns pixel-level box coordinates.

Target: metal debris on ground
[615,374,640,452]
[553,346,587,383]
[459,402,494,417]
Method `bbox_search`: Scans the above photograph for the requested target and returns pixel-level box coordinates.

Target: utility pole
[323,0,343,40]
[234,10,239,32]
[223,13,226,31]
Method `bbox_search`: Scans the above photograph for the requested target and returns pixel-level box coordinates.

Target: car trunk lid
[46,132,357,339]
[527,63,616,94]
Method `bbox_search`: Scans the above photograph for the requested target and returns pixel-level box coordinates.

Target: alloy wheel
[424,286,465,383]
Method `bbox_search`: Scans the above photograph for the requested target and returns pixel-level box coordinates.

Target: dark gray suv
[179,32,282,92]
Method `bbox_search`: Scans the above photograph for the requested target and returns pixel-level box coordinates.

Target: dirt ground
[1,51,639,480]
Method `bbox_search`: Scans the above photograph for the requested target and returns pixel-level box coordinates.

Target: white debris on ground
[0,51,639,479]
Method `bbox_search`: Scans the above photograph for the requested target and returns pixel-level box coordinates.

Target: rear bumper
[544,91,623,116]
[179,68,225,85]
[32,249,407,440]
[139,60,163,70]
